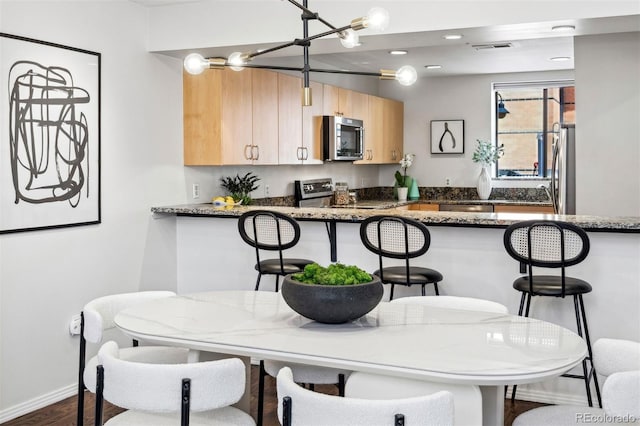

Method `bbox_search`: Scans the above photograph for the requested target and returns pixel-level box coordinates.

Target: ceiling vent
[471,42,514,50]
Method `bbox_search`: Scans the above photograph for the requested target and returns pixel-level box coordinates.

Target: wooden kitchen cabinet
[385,97,404,163]
[408,203,439,211]
[184,68,401,166]
[494,205,555,214]
[184,69,251,165]
[251,69,279,165]
[323,84,368,120]
[183,68,278,165]
[279,74,324,165]
[355,95,404,164]
[355,94,384,164]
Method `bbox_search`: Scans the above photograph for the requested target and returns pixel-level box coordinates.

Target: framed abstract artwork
[430,119,464,154]
[0,33,101,234]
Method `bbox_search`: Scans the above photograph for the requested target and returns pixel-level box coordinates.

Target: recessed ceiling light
[552,25,576,32]
[550,56,571,62]
[389,50,408,55]
[424,65,442,69]
[443,34,463,40]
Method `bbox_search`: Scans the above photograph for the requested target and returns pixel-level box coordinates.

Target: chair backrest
[593,338,640,378]
[503,220,589,296]
[360,216,431,260]
[238,210,301,252]
[82,291,176,344]
[277,366,454,426]
[503,220,589,268]
[96,341,246,414]
[602,370,640,419]
[391,295,509,314]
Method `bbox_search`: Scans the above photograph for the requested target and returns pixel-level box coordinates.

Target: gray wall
[575,32,640,216]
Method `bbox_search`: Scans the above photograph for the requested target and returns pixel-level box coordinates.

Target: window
[493,81,575,178]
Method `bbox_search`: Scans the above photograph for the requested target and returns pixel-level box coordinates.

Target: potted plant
[282,263,383,324]
[394,153,415,202]
[472,140,504,200]
[220,172,260,205]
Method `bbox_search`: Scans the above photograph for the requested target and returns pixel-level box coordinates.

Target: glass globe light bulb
[366,7,389,32]
[396,65,418,86]
[183,53,208,75]
[228,51,246,71]
[339,29,360,48]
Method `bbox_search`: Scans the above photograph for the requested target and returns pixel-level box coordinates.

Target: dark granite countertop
[151,203,640,233]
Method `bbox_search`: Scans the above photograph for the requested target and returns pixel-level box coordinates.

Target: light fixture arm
[183,1,416,105]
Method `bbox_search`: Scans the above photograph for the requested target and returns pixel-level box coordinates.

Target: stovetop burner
[294,178,333,207]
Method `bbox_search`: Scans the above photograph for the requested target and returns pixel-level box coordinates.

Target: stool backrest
[503,220,589,297]
[503,220,589,268]
[238,210,301,252]
[360,216,430,260]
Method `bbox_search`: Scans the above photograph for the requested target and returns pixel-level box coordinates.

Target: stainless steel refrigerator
[551,123,576,214]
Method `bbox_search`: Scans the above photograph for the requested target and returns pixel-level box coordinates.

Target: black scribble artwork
[8,60,90,207]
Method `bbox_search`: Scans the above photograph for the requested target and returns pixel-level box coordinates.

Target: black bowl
[281,274,383,324]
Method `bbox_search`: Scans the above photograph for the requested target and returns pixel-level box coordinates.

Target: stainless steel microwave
[320,116,364,161]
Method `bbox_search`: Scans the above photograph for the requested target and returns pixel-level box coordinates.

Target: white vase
[397,187,408,202]
[476,166,492,200]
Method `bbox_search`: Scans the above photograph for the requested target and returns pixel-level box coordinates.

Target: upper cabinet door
[277,73,303,164]
[322,85,368,121]
[183,70,223,165]
[384,97,404,163]
[252,69,279,165]
[339,88,368,121]
[355,94,383,164]
[221,69,254,164]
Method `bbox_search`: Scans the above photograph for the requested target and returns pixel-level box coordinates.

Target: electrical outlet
[69,314,82,336]
[264,184,270,197]
[192,183,200,199]
[445,177,452,187]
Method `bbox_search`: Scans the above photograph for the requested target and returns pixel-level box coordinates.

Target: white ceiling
[131,1,640,77]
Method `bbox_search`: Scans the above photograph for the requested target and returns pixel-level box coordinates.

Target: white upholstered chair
[95,341,256,426]
[277,366,454,426]
[344,295,509,426]
[258,360,349,426]
[513,338,640,426]
[77,291,190,426]
[389,295,509,314]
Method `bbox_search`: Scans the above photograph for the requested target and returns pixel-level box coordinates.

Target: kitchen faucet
[537,183,552,201]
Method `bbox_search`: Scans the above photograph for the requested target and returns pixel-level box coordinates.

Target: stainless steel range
[294,178,333,207]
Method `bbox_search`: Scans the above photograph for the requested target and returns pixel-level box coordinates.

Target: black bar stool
[503,220,602,407]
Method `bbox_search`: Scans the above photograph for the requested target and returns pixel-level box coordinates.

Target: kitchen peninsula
[150,202,639,406]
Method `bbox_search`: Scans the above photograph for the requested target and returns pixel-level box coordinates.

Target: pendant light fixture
[183,0,417,106]
[496,92,510,119]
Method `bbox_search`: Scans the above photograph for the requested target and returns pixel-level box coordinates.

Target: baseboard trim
[0,383,77,423]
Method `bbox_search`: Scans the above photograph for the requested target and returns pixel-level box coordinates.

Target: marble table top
[151,203,640,233]
[115,291,587,386]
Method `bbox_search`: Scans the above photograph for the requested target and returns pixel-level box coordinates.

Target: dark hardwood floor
[4,365,544,425]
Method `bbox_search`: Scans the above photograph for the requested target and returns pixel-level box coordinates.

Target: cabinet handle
[392,150,397,161]
[252,145,259,160]
[303,147,309,160]
[296,147,302,160]
[244,144,252,160]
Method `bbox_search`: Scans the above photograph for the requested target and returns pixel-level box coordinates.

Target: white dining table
[114,291,587,426]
